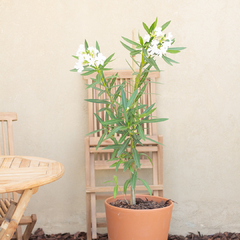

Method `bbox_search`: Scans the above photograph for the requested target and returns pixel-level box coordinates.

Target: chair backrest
[0,112,18,204]
[84,70,160,139]
[0,112,17,155]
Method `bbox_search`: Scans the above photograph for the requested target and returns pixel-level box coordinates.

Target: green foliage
[73,18,185,205]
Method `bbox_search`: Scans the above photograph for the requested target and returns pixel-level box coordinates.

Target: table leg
[0,189,34,240]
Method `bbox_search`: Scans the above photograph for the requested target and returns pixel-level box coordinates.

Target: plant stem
[131,182,136,205]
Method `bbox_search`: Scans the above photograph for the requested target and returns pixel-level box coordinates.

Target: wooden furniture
[0,112,36,240]
[83,70,163,239]
[0,156,64,240]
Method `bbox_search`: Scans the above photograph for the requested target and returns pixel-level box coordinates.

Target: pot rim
[105,194,173,212]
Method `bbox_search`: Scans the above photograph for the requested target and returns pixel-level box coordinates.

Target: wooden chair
[0,112,37,240]
[84,70,163,239]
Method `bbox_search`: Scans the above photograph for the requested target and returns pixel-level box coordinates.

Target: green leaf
[113,185,118,198]
[140,108,156,118]
[103,53,115,67]
[72,55,79,59]
[142,103,155,114]
[130,171,137,189]
[164,55,179,64]
[123,108,128,123]
[81,70,97,76]
[104,180,115,184]
[86,81,98,89]
[102,119,123,126]
[138,178,152,196]
[117,138,131,156]
[132,148,141,168]
[123,159,134,172]
[124,179,131,194]
[127,89,138,108]
[140,118,168,124]
[121,87,127,109]
[144,56,160,72]
[145,136,163,145]
[122,36,142,48]
[130,50,142,56]
[106,126,128,139]
[115,160,122,171]
[103,144,122,150]
[96,131,106,150]
[113,175,118,184]
[119,131,129,143]
[166,49,181,54]
[70,68,78,72]
[94,113,104,125]
[135,83,148,103]
[161,20,171,31]
[86,128,104,136]
[140,153,153,165]
[120,41,135,52]
[96,41,100,52]
[139,35,144,45]
[85,99,110,104]
[84,40,89,51]
[168,47,186,51]
[150,18,158,32]
[142,22,150,34]
[137,124,145,140]
[167,47,186,54]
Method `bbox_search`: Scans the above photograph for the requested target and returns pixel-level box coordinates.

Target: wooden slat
[152,152,158,196]
[94,159,153,170]
[7,120,14,155]
[19,159,31,168]
[11,157,22,169]
[158,135,163,197]
[0,200,8,213]
[86,184,163,193]
[39,162,49,167]
[96,194,112,200]
[90,146,158,153]
[96,212,106,219]
[1,121,7,155]
[89,135,160,147]
[1,158,14,169]
[83,70,160,80]
[97,222,107,228]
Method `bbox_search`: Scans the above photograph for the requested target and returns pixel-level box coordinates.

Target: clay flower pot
[105,194,173,240]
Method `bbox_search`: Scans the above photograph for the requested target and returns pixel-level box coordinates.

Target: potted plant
[71,18,185,240]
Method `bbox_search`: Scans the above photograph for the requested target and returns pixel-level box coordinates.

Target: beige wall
[1,0,240,236]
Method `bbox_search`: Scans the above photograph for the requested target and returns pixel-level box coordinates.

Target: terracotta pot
[105,194,173,240]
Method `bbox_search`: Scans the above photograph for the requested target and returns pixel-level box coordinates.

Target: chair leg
[86,194,92,240]
[16,225,22,240]
[22,214,37,240]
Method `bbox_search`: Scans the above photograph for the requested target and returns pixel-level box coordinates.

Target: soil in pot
[109,197,171,209]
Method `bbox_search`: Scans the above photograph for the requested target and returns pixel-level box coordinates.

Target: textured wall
[1,0,240,236]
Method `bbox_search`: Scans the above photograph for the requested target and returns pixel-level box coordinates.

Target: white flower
[144,34,151,43]
[74,60,84,73]
[88,56,95,66]
[88,47,99,55]
[76,44,85,56]
[148,43,161,57]
[167,32,173,40]
[155,27,162,37]
[151,39,159,46]
[95,53,106,67]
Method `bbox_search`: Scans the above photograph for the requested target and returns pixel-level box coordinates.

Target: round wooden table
[0,156,64,240]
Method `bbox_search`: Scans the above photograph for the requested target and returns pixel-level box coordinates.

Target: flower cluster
[144,27,173,58]
[74,44,106,73]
